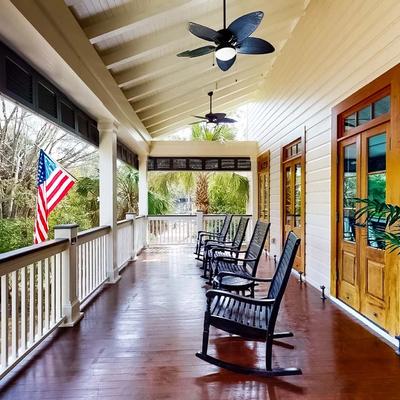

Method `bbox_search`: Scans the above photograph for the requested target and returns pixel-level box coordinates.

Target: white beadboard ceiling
[65,0,308,138]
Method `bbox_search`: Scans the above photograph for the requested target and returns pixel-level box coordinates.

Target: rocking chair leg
[201,313,210,355]
[265,333,274,371]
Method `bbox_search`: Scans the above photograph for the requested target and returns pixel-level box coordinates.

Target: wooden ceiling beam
[147,87,258,135]
[131,62,270,112]
[150,93,255,138]
[144,78,261,129]
[83,0,199,44]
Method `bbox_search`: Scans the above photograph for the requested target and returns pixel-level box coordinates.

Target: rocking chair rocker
[196,231,301,377]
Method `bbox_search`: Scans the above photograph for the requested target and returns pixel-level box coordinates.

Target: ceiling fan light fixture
[215,44,236,61]
[206,121,218,130]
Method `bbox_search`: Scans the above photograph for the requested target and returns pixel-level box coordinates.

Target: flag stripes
[33,150,76,244]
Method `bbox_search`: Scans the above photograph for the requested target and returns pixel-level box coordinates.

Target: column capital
[98,119,119,132]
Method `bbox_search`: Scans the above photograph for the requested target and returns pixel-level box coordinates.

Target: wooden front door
[283,158,303,272]
[337,123,388,327]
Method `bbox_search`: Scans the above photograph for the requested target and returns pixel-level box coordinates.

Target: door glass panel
[285,167,292,225]
[343,144,357,242]
[367,133,386,249]
[294,164,302,227]
[262,175,269,220]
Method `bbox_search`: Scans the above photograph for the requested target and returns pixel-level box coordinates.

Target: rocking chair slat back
[232,217,250,249]
[218,215,233,241]
[244,220,270,275]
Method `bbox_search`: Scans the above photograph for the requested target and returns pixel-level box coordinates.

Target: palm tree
[148,123,249,214]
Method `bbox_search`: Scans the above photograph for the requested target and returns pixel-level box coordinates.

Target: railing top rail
[117,219,133,227]
[148,214,196,218]
[135,215,146,220]
[78,225,111,244]
[0,239,69,277]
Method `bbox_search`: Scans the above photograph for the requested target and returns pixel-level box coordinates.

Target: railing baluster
[44,258,50,332]
[51,256,55,325]
[1,274,9,368]
[55,254,61,321]
[11,270,19,360]
[37,261,43,338]
[20,266,28,353]
[29,264,35,345]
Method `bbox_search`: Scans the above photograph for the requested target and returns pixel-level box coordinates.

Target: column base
[61,311,84,327]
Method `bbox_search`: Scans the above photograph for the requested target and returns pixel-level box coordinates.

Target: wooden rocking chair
[201,216,250,278]
[196,232,301,377]
[194,214,232,260]
[207,220,270,287]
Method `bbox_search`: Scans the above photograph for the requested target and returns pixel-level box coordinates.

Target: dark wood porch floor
[2,246,400,399]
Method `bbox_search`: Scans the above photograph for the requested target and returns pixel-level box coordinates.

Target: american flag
[34,149,76,244]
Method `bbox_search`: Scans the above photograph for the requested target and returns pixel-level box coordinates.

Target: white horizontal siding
[248,0,400,290]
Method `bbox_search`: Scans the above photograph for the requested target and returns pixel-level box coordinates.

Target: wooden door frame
[257,150,270,252]
[331,63,400,335]
[280,133,306,273]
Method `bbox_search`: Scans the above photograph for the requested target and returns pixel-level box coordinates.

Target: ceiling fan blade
[188,22,220,42]
[237,37,275,54]
[193,115,206,119]
[177,45,215,58]
[218,117,237,124]
[216,55,236,71]
[228,11,264,43]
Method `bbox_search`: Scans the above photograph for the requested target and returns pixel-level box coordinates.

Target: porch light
[215,44,236,61]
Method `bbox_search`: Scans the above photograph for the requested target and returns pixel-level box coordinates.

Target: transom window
[343,95,390,133]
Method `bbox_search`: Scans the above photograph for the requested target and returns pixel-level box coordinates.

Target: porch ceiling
[65,0,308,138]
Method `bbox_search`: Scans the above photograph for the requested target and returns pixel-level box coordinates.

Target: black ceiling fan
[191,91,237,125]
[177,0,275,71]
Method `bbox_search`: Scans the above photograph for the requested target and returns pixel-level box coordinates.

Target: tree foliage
[148,123,249,214]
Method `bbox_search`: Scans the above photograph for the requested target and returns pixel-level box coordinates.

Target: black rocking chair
[201,216,250,278]
[194,214,232,260]
[207,220,270,288]
[196,231,301,376]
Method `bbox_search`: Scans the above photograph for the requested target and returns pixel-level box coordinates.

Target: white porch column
[138,155,149,247]
[98,120,120,284]
[138,154,148,216]
[249,156,258,226]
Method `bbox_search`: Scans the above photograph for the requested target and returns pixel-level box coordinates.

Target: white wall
[247,0,400,290]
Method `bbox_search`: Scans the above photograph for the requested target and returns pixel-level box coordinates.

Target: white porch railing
[116,219,133,271]
[134,215,147,256]
[0,239,68,379]
[147,214,253,246]
[148,215,197,245]
[77,226,110,303]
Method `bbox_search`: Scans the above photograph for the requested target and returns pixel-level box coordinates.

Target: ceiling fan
[191,91,237,126]
[177,0,275,71]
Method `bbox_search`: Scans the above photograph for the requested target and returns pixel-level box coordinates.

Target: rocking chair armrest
[209,244,235,253]
[199,232,219,239]
[216,271,273,283]
[215,255,257,263]
[204,238,231,246]
[206,289,275,306]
